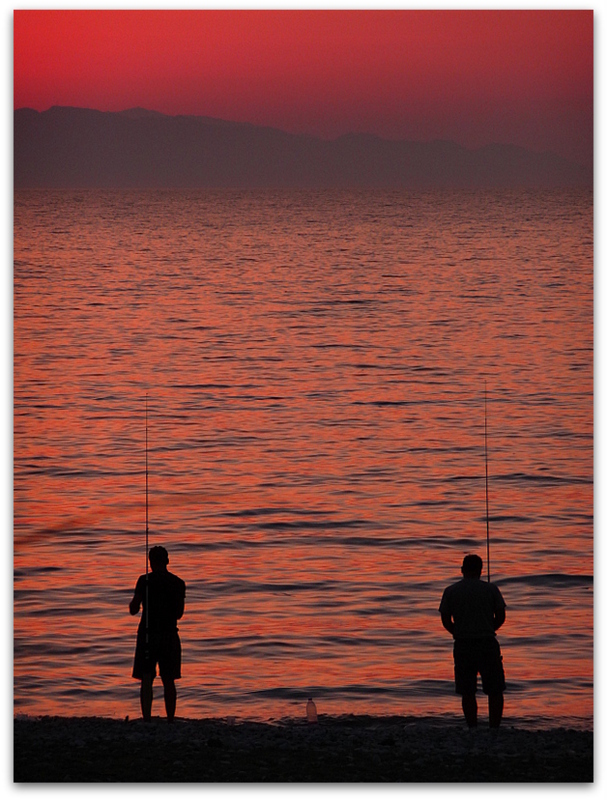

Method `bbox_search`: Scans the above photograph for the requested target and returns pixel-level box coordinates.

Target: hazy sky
[13,7,593,167]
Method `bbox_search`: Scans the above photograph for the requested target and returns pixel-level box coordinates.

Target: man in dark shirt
[130,545,186,722]
[439,554,506,729]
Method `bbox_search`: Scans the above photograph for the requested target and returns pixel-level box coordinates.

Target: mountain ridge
[14,106,592,189]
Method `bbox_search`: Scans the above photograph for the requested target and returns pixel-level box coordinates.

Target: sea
[13,188,593,730]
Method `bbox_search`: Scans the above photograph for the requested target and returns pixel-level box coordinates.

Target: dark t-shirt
[135,570,186,635]
[439,577,505,640]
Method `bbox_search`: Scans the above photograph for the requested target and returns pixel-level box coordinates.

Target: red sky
[13,8,593,166]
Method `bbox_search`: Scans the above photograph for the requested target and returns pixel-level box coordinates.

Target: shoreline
[14,713,593,783]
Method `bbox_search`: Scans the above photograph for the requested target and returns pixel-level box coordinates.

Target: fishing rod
[145,394,149,653]
[484,382,491,583]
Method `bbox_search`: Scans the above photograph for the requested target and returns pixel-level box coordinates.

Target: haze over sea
[13,187,592,730]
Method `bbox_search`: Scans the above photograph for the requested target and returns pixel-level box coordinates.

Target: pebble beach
[14,714,593,783]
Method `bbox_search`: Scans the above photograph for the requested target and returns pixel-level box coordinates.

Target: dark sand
[14,714,592,783]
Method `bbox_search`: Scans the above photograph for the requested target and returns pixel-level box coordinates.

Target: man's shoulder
[440,579,463,606]
[444,577,494,597]
[443,578,465,595]
[167,571,186,591]
[489,582,506,606]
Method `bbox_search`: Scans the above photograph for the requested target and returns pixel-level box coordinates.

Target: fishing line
[145,393,149,657]
[484,382,491,583]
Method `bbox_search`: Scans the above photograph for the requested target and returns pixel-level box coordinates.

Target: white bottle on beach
[306,697,318,723]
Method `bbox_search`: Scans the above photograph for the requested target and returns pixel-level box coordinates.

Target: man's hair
[462,554,483,576]
[149,545,169,566]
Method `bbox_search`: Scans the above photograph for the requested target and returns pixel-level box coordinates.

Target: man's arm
[493,607,506,631]
[441,611,455,635]
[175,583,185,620]
[129,591,142,616]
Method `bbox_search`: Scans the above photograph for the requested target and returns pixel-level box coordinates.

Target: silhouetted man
[130,545,186,722]
[439,554,506,729]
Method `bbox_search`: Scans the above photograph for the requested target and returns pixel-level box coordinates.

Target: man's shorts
[453,636,505,695]
[132,628,181,680]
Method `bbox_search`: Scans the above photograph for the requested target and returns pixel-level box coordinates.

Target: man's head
[461,554,483,578]
[149,545,169,571]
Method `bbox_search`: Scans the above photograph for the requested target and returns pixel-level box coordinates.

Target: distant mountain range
[14,106,592,189]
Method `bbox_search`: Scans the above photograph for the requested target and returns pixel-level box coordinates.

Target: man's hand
[129,593,142,616]
[494,608,506,631]
[441,611,455,635]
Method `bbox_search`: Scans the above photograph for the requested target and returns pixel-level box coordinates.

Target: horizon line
[14,104,588,167]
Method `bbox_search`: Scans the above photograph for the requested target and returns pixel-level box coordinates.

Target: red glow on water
[13,189,593,725]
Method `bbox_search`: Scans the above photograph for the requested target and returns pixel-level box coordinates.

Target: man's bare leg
[462,693,478,728]
[162,676,177,722]
[488,692,504,728]
[140,673,153,721]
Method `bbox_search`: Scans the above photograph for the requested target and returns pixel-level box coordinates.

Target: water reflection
[14,188,592,727]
